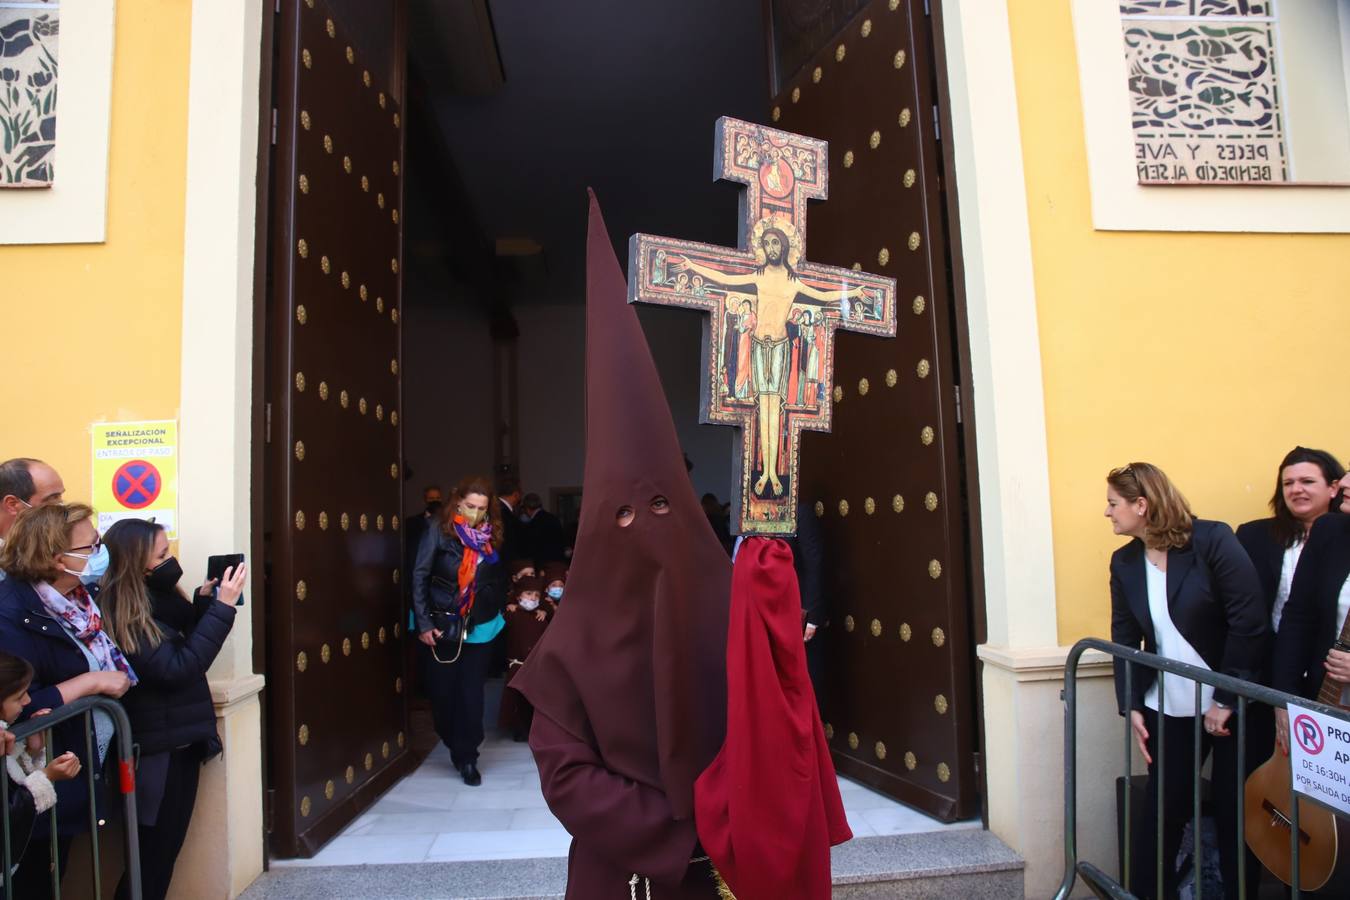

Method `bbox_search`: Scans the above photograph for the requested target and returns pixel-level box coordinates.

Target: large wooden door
[264,0,410,856]
[767,0,981,820]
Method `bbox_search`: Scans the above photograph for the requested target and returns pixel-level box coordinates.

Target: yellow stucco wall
[1005,0,1350,644]
[1,0,191,499]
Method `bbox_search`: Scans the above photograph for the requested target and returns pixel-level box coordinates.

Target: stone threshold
[240,831,1023,899]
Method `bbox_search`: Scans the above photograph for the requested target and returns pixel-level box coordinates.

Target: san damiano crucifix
[628,116,897,536]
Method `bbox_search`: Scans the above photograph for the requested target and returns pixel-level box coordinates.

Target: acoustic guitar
[1244,637,1350,892]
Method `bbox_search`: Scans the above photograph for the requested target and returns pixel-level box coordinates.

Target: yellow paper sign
[91,420,179,537]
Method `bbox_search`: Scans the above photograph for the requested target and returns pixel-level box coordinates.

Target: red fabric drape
[694,537,850,900]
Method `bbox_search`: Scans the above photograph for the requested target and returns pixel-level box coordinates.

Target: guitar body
[1245,750,1350,892]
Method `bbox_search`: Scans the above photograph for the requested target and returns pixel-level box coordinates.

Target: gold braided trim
[712,865,737,900]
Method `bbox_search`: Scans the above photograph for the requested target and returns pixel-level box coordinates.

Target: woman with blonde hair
[99,517,244,900]
[1106,462,1267,898]
[0,503,133,897]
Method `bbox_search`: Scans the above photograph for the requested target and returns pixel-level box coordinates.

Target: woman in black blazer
[1235,447,1343,755]
[1271,494,1350,724]
[1107,463,1267,899]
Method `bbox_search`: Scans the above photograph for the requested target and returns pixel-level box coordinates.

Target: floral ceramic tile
[1120,2,1287,182]
[0,2,59,187]
[1121,1,1272,15]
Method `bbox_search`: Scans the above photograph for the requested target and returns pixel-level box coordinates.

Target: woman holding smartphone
[100,518,244,900]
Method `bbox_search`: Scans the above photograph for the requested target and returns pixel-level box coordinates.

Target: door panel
[768,0,979,820]
[265,0,410,856]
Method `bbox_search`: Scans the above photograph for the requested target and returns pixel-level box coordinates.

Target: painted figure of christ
[672,226,864,499]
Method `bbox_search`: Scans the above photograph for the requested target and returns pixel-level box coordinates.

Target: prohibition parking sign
[1287,702,1350,817]
[1294,713,1324,755]
[92,420,179,537]
[112,460,162,509]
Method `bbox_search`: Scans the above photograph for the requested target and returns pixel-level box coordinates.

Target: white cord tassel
[628,873,652,900]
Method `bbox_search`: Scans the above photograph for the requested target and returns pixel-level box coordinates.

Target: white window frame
[0,0,115,245]
[1071,0,1350,233]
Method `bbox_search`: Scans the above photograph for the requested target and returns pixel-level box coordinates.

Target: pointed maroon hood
[514,191,730,819]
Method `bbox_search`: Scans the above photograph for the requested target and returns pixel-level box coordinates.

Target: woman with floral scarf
[412,475,506,786]
[0,503,134,898]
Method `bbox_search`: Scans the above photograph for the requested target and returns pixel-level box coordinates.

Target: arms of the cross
[628,116,896,536]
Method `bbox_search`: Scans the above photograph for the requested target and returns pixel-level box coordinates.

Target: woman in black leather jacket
[413,474,506,785]
[100,519,243,900]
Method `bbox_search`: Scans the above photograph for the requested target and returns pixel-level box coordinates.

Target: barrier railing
[0,695,140,900]
[1055,638,1350,900]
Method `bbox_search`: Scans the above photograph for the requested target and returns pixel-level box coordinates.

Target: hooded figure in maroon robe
[513,193,731,899]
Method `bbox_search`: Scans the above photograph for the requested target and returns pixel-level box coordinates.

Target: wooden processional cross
[629,116,897,536]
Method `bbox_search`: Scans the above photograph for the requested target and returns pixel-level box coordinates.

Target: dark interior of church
[397,0,776,513]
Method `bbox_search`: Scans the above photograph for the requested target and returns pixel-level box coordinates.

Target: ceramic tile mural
[1121,1,1271,14]
[0,1,59,187]
[1120,1,1287,183]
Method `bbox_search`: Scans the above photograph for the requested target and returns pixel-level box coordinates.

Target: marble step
[240,830,1024,899]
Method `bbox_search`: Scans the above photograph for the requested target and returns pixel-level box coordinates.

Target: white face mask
[519,597,540,612]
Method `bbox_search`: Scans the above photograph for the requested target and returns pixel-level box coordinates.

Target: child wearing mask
[499,576,551,741]
[1,651,82,876]
[541,563,568,610]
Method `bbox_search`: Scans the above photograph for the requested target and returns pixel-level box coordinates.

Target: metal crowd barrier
[1055,638,1350,900]
[0,695,140,900]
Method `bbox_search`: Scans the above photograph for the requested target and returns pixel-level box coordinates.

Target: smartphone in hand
[207,553,247,605]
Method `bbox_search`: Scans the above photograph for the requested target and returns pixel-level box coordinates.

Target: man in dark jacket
[786,500,826,704]
[496,476,525,563]
[519,493,566,563]
[404,485,443,598]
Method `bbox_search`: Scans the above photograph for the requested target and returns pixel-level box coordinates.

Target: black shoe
[460,763,482,786]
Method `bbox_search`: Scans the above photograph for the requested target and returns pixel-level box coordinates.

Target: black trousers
[8,833,72,899]
[1130,707,1263,899]
[420,638,494,768]
[115,747,201,900]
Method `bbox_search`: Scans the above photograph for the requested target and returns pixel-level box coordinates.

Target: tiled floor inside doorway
[273,735,979,867]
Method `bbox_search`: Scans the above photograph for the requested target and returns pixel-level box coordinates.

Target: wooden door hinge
[954,385,963,424]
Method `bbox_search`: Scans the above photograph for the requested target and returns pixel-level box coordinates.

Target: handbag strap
[431,628,467,665]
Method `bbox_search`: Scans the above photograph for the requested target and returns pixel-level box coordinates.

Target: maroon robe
[514,193,730,899]
[498,604,551,731]
[530,714,721,898]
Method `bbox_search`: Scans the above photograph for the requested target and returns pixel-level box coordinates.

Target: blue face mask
[63,543,110,586]
[546,585,564,601]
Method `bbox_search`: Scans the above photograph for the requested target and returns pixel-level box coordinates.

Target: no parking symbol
[112,460,162,509]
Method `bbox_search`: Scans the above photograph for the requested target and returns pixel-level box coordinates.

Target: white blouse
[1338,573,1350,648]
[1271,540,1305,632]
[1143,558,1215,717]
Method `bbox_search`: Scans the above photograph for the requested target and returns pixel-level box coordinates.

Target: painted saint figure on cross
[629,117,896,535]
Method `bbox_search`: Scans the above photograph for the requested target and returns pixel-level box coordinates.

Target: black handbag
[428,575,468,664]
